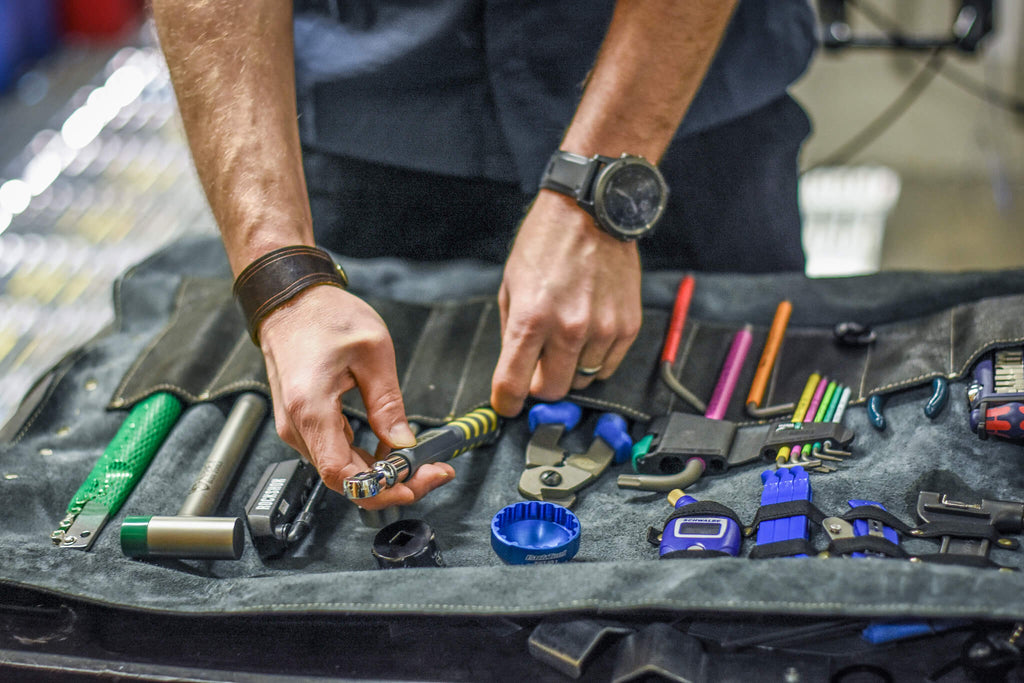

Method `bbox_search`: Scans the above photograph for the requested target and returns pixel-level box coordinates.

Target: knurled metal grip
[232,245,349,345]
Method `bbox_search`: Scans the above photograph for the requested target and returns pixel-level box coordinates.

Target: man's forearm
[152,0,312,275]
[561,0,738,161]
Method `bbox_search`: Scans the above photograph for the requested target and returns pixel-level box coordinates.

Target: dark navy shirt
[293,0,816,195]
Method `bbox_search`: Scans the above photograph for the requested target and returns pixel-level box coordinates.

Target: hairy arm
[151,0,453,506]
[492,0,738,416]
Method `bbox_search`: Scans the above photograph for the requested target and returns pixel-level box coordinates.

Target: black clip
[760,421,854,461]
[833,321,876,347]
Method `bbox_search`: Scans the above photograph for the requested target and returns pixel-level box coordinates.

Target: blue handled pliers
[518,401,632,509]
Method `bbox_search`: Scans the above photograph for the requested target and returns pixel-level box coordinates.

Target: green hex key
[52,392,183,550]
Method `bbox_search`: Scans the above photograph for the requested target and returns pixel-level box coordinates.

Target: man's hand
[491,191,642,416]
[259,285,454,508]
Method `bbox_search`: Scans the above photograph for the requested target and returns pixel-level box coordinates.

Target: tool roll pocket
[746,293,1024,411]
[105,276,1024,427]
[106,277,671,424]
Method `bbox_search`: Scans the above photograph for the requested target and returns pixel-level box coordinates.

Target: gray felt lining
[5,237,1024,621]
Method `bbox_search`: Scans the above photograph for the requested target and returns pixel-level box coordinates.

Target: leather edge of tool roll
[232,246,349,346]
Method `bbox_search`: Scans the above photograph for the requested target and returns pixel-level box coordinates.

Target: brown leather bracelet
[232,245,349,345]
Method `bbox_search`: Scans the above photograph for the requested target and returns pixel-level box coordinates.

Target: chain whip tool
[52,391,183,550]
[344,407,502,500]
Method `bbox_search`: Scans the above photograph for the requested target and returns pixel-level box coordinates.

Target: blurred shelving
[0,38,216,427]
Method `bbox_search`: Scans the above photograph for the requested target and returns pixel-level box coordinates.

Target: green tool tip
[120,516,152,557]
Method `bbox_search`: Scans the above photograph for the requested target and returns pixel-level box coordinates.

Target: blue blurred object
[25,0,59,61]
[0,0,58,94]
[0,0,26,94]
[862,620,968,645]
[491,501,581,565]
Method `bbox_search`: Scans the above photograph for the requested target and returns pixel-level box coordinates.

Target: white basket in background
[799,166,901,278]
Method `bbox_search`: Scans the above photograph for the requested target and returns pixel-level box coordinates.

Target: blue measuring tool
[659,493,742,557]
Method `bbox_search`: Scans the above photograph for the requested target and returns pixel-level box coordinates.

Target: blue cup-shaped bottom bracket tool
[491,501,581,565]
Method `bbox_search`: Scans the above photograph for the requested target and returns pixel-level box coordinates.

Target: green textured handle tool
[52,391,183,550]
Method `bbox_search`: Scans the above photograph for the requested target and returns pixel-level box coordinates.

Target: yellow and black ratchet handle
[344,407,501,500]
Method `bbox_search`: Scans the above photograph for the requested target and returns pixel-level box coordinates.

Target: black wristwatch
[539,150,669,241]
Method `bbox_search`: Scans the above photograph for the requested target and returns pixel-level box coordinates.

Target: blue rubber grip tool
[529,400,582,434]
[756,467,812,557]
[528,401,632,464]
[593,412,633,464]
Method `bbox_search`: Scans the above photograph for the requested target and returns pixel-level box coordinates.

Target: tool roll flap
[105,274,672,424]
[105,263,1024,427]
[8,237,1024,624]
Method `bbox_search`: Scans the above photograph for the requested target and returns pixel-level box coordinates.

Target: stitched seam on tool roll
[27,591,1019,618]
[202,333,251,398]
[450,299,495,418]
[109,282,195,408]
[400,305,437,395]
[3,349,84,446]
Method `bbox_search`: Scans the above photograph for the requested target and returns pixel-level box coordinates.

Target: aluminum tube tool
[343,407,501,500]
[53,391,183,550]
[120,392,267,560]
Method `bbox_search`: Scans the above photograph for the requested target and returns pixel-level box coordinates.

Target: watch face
[594,158,668,239]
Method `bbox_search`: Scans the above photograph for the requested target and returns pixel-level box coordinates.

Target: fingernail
[389,422,417,448]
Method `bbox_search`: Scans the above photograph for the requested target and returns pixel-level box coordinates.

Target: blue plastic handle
[594,413,632,464]
[528,401,582,433]
[861,619,967,645]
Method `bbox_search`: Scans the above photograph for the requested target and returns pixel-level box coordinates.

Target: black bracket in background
[817,0,993,52]
[528,618,634,679]
[528,619,834,681]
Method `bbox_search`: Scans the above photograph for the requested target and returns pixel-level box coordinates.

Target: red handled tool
[660,275,706,413]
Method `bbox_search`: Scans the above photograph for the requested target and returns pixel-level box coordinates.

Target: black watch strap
[540,151,598,200]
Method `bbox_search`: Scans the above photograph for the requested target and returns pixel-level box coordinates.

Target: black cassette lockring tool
[344,407,502,500]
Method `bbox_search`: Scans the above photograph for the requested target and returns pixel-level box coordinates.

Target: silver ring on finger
[575,364,603,377]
